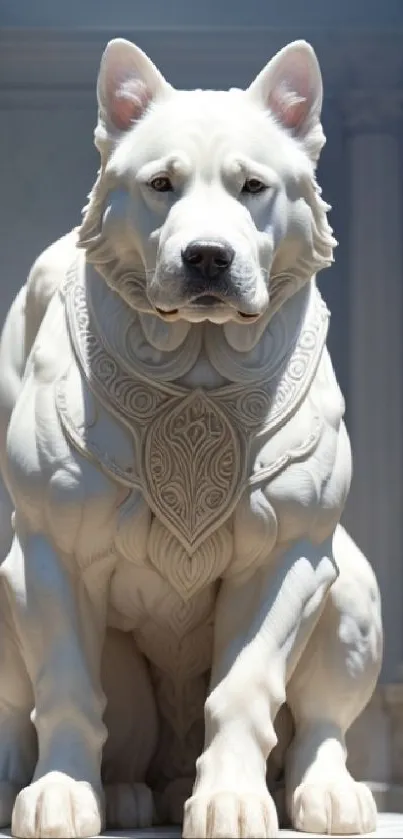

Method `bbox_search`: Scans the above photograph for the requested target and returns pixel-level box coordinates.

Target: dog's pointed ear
[96,38,172,141]
[247,40,325,163]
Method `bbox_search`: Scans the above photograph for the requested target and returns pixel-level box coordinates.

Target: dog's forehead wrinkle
[110,92,309,185]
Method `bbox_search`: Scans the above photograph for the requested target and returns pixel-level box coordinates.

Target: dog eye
[242,178,267,195]
[149,175,173,192]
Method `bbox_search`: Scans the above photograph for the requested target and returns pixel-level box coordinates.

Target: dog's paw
[11,772,103,838]
[183,789,278,838]
[291,777,377,835]
[105,781,154,828]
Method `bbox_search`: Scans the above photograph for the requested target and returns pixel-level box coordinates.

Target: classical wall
[1,2,403,805]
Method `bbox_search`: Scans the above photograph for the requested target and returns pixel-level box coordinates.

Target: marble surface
[1,813,402,838]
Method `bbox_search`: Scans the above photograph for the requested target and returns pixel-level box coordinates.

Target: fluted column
[342,91,403,682]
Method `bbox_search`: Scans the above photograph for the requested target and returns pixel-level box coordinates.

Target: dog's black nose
[182,239,235,279]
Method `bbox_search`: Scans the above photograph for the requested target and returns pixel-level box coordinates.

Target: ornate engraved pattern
[57,258,330,557]
[87,264,203,382]
[216,291,328,437]
[142,390,247,555]
[148,518,233,599]
[66,274,177,421]
[217,385,273,431]
[262,296,329,430]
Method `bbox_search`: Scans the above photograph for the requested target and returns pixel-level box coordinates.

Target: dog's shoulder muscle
[24,229,79,355]
[4,260,121,560]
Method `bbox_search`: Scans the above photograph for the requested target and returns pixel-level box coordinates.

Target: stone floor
[98,817,403,837]
[2,813,402,837]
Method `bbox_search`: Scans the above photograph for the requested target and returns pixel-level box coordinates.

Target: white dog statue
[0,38,383,838]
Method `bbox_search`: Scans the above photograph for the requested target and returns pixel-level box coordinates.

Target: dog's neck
[82,260,315,391]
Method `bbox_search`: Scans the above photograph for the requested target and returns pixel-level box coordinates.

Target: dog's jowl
[0,37,383,838]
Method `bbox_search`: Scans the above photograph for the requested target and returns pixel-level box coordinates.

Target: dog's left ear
[247,40,325,163]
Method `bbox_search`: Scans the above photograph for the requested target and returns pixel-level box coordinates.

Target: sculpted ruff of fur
[0,38,382,838]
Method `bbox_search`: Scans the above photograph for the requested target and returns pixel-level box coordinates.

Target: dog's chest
[58,261,329,572]
[109,547,218,675]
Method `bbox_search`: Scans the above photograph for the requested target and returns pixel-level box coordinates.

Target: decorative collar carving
[56,257,329,555]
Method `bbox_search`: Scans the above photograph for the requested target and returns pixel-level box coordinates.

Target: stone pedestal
[0,814,402,836]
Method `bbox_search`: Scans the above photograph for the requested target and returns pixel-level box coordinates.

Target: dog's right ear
[95,39,172,146]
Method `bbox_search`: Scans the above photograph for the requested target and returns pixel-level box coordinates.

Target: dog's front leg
[2,522,111,839]
[183,536,338,839]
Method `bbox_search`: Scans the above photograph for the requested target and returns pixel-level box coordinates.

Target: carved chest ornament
[56,258,329,556]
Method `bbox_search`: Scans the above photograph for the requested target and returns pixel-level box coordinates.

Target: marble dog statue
[0,37,382,838]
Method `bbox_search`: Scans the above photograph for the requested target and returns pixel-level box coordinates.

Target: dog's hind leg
[0,572,37,827]
[101,628,158,829]
[285,525,382,835]
[0,411,36,828]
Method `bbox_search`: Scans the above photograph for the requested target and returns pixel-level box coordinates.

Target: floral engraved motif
[66,275,170,426]
[142,390,247,555]
[262,298,328,430]
[217,386,273,432]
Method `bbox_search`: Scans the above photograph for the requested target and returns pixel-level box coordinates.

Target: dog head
[79,38,336,325]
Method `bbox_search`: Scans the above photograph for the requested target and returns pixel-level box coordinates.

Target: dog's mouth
[192,294,224,307]
[155,294,260,321]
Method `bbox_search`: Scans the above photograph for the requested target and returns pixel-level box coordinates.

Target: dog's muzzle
[168,238,260,319]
